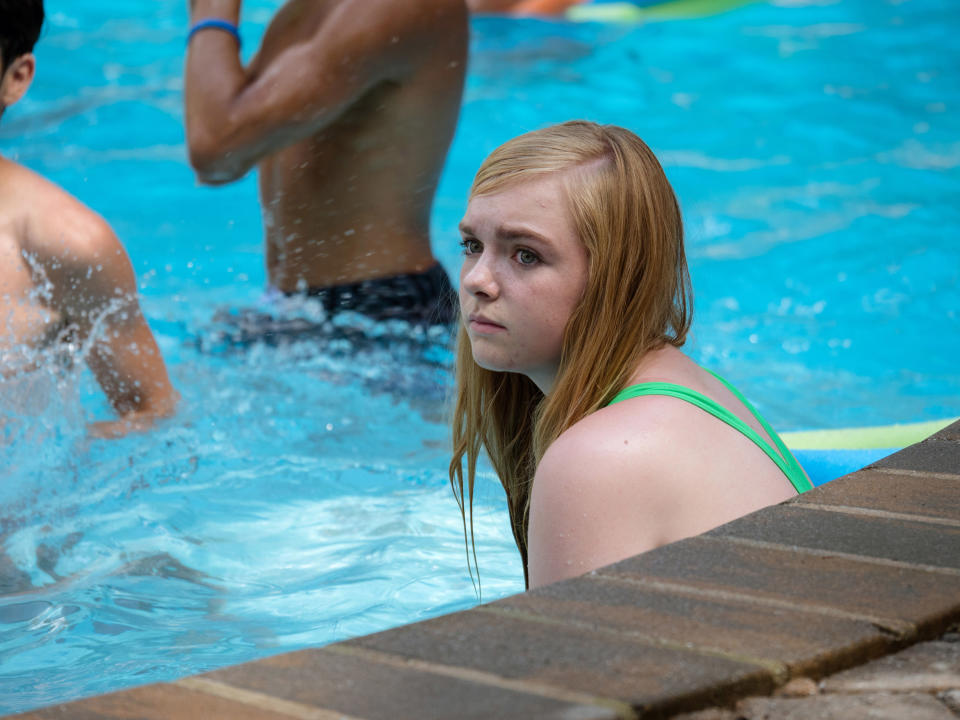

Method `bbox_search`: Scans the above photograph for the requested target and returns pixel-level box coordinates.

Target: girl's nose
[461,255,499,300]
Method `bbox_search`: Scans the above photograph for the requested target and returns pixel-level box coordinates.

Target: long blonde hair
[449,121,692,588]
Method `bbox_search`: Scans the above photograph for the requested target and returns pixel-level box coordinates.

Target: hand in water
[88,417,152,439]
[87,402,176,439]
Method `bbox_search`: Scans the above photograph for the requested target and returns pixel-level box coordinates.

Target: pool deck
[11,419,960,719]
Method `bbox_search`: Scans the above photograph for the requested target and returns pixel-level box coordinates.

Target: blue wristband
[187,19,241,48]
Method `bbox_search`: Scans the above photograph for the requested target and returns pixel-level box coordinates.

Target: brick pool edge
[12,420,960,719]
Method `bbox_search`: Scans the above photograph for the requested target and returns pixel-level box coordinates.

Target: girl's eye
[516,249,539,266]
[460,238,482,255]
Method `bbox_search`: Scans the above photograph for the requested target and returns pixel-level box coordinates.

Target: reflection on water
[0,311,520,715]
[1,367,85,491]
[197,294,455,417]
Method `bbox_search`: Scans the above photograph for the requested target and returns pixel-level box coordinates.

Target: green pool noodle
[567,0,754,23]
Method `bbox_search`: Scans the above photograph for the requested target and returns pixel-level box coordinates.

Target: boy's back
[1,0,177,435]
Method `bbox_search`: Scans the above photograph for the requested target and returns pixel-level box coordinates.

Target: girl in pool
[450,121,810,589]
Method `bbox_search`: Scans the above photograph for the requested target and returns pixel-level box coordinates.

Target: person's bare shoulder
[529,390,800,586]
[366,0,469,35]
[323,0,468,68]
[0,160,134,322]
[0,157,51,228]
[0,155,71,203]
[18,167,121,265]
[527,399,693,586]
[0,157,115,259]
[539,393,781,515]
[536,396,687,512]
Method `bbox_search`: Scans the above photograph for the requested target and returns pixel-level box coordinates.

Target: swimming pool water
[2,0,959,713]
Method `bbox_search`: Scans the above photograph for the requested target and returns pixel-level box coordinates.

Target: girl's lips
[468,316,506,333]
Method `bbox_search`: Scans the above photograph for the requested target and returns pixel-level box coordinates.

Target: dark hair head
[0,0,44,70]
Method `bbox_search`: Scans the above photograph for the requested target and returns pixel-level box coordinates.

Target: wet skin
[0,53,176,436]
[185,0,469,291]
[0,157,178,435]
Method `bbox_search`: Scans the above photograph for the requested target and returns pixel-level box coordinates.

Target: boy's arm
[37,209,177,434]
[184,0,430,183]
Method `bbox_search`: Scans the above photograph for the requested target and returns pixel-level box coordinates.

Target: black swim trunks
[201,263,458,352]
[291,262,457,326]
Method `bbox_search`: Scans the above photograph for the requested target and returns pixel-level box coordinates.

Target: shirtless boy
[1,0,177,436]
[184,0,468,325]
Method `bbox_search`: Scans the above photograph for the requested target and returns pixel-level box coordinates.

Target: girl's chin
[470,351,512,374]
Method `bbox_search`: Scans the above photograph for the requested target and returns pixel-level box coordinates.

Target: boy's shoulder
[0,156,117,258]
[0,155,55,194]
[0,156,78,228]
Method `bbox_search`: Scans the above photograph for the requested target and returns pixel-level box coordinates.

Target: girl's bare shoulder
[528,395,708,587]
[536,396,694,497]
[550,393,702,459]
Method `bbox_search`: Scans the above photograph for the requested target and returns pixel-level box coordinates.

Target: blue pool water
[2,0,959,713]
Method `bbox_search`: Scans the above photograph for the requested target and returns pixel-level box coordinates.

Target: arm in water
[30,193,178,437]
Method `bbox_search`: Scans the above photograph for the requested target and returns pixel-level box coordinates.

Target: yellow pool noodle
[567,0,754,23]
[781,417,957,451]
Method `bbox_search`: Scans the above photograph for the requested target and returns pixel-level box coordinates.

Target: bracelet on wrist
[187,19,241,48]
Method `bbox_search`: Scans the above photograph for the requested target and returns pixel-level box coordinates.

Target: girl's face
[458,173,589,392]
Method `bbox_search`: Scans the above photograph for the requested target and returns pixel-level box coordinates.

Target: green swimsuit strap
[607,372,812,494]
[704,371,810,491]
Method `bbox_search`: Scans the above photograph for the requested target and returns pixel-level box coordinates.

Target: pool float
[780,417,957,487]
[566,0,754,23]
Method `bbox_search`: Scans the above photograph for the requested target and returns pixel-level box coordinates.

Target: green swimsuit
[607,370,812,494]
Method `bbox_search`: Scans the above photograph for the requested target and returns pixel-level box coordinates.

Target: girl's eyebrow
[498,226,547,241]
[457,222,551,245]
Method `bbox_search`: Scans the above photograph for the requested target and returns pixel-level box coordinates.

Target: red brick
[345,608,774,716]
[605,536,960,638]
[931,419,960,442]
[792,468,960,520]
[204,645,625,720]
[491,575,893,677]
[9,683,294,720]
[707,505,960,571]
[872,440,960,475]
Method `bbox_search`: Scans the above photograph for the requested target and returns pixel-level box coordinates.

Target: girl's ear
[0,54,37,109]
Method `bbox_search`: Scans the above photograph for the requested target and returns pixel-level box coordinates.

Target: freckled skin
[459,175,588,393]
[185,0,468,291]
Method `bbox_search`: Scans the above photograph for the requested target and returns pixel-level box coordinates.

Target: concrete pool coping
[11,419,960,719]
